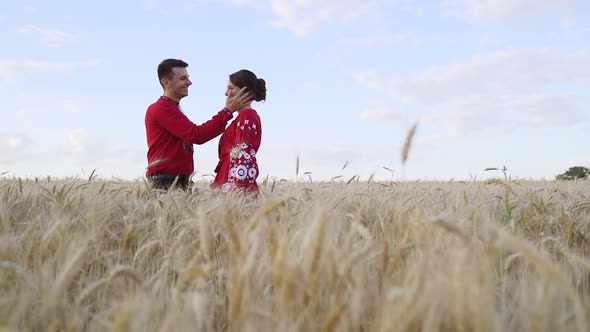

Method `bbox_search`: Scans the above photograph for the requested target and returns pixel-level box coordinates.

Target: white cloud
[351,48,590,105]
[0,59,100,79]
[446,0,587,22]
[227,0,389,36]
[19,24,78,48]
[275,0,384,36]
[419,97,503,138]
[508,93,588,126]
[64,129,88,154]
[351,48,590,139]
[0,129,146,179]
[350,69,384,94]
[337,32,421,49]
[357,107,399,122]
[0,133,33,165]
[417,92,589,142]
[59,129,144,165]
[5,136,28,149]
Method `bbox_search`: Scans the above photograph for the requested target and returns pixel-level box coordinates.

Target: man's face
[163,67,192,100]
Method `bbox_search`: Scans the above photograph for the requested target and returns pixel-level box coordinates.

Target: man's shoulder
[147,97,172,113]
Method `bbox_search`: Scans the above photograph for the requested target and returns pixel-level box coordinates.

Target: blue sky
[1,0,589,181]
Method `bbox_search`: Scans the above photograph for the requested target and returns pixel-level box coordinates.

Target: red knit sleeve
[222,111,261,192]
[155,105,232,145]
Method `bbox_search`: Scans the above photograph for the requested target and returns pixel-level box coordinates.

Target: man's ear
[160,78,168,88]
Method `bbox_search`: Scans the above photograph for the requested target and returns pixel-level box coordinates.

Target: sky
[1,0,589,182]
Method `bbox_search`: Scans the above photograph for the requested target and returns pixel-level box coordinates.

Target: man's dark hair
[157,59,188,87]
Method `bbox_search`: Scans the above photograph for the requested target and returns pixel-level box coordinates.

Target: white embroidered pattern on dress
[223,114,260,191]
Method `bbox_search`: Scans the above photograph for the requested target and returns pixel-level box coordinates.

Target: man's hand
[225,87,253,112]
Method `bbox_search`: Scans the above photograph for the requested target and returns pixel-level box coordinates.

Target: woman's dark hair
[229,69,266,102]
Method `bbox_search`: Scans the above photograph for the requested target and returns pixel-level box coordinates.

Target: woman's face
[225,80,240,97]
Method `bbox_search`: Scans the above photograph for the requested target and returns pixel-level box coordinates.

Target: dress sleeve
[222,112,261,192]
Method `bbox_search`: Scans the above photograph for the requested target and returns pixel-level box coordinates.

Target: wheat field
[0,177,589,331]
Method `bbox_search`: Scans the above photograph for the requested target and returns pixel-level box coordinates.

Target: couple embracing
[144,58,266,196]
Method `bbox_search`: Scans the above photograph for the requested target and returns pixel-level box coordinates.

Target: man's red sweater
[145,96,232,176]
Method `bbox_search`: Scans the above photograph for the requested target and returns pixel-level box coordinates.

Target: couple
[144,58,265,195]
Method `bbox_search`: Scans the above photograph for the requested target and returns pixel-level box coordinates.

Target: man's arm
[155,87,253,145]
[156,106,231,145]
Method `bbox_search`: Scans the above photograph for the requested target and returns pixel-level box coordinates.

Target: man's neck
[163,92,180,103]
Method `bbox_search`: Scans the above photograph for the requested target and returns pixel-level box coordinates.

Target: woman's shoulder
[237,108,260,120]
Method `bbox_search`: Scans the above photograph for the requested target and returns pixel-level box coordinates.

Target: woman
[211,69,266,195]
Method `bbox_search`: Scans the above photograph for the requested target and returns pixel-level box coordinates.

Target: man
[145,58,251,190]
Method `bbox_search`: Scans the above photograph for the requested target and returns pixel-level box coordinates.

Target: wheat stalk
[3,176,590,331]
[401,122,418,165]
